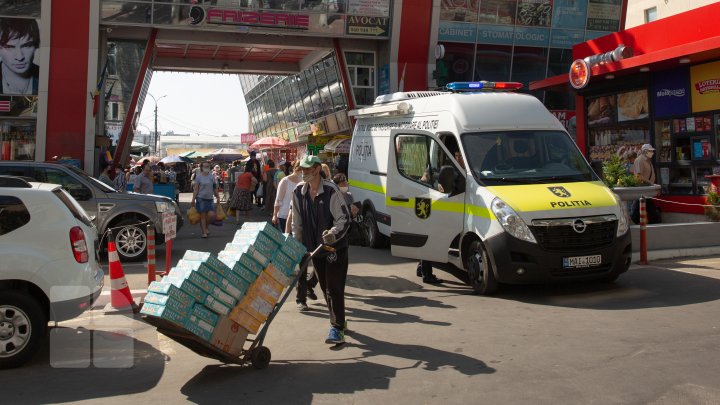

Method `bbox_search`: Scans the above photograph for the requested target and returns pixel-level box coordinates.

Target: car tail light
[69,226,89,263]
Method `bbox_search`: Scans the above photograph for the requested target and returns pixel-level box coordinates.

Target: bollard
[639,197,648,265]
[164,238,173,276]
[147,224,156,285]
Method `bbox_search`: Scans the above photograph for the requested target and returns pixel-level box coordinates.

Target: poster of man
[0,18,40,95]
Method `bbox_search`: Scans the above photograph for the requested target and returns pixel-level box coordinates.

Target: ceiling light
[639,67,650,72]
[605,74,615,80]
[679,58,691,64]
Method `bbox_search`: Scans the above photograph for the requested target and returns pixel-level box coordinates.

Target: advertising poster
[516,0,553,27]
[586,0,621,32]
[616,90,649,122]
[440,0,479,23]
[348,0,391,16]
[551,0,587,29]
[652,68,690,118]
[690,61,720,113]
[478,0,516,25]
[587,95,616,126]
[0,17,40,97]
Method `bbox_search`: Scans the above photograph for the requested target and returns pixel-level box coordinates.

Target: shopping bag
[256,186,264,198]
[187,207,200,225]
[227,206,236,217]
[216,204,227,221]
[348,216,369,247]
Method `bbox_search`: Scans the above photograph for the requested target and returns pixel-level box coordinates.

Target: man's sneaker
[296,302,309,311]
[307,289,318,301]
[325,327,345,344]
[342,320,348,333]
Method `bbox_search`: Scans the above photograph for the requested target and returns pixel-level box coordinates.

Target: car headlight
[616,198,629,236]
[491,197,536,243]
[155,201,175,213]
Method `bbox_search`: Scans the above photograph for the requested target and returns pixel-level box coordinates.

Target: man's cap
[299,155,322,168]
[641,144,655,151]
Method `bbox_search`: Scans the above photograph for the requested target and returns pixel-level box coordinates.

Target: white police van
[348,81,631,294]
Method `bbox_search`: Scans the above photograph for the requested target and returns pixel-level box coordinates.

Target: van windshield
[462,130,598,186]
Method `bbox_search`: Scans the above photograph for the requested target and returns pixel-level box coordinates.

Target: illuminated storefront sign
[191,7,310,29]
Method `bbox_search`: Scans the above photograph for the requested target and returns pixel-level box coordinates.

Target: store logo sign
[695,79,720,94]
[656,88,686,98]
[205,9,310,29]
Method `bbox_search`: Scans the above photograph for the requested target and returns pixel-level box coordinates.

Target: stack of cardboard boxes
[141,222,307,356]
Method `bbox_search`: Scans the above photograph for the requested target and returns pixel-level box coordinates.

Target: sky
[137,72,250,137]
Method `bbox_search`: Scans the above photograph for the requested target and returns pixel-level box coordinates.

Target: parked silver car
[0,162,183,261]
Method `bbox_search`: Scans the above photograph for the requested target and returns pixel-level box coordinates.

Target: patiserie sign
[191,7,310,29]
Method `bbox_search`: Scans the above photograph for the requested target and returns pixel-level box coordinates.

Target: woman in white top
[272,160,301,233]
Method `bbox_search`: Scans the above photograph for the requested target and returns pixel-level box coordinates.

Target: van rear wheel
[466,240,498,295]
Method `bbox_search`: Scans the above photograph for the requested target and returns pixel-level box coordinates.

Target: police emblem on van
[548,186,571,198]
[415,198,431,219]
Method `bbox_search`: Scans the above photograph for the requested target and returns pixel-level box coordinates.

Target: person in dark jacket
[291,155,351,344]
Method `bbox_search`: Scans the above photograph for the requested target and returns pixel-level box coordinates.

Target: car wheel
[465,240,498,295]
[363,209,384,249]
[114,219,148,262]
[0,291,47,369]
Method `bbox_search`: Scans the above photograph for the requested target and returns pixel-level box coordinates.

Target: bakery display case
[587,90,650,163]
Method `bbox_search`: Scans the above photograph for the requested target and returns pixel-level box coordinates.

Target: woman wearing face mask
[191,161,220,238]
[331,173,359,218]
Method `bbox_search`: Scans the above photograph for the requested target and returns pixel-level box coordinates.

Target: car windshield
[65,165,116,193]
[461,130,597,186]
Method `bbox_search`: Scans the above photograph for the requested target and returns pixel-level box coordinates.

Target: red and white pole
[639,197,648,265]
[147,224,156,285]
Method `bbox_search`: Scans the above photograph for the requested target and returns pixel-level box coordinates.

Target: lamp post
[148,93,167,155]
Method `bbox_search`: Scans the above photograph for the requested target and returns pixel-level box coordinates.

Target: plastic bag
[256,185,264,198]
[216,204,226,221]
[187,207,200,225]
[227,206,236,217]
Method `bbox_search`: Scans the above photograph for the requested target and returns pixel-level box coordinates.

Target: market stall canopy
[160,154,193,164]
[324,138,351,154]
[208,148,247,162]
[130,141,150,154]
[250,136,288,149]
[135,156,162,166]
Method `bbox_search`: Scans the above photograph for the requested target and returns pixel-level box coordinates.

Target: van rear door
[386,129,465,262]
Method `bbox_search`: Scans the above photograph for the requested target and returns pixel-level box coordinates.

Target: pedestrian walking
[191,161,220,238]
[291,155,351,344]
[229,162,258,226]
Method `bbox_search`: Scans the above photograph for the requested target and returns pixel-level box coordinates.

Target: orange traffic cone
[108,238,139,313]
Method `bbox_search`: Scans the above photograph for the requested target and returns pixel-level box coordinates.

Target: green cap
[299,155,322,168]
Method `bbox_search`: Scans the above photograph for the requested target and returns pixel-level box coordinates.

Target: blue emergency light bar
[446,81,524,92]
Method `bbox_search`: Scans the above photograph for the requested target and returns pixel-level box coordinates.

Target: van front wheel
[466,241,498,295]
[363,210,384,249]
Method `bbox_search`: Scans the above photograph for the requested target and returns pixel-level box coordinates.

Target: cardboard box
[240,221,286,245]
[143,292,194,317]
[185,315,214,341]
[236,290,274,323]
[234,251,264,276]
[191,303,219,327]
[204,295,232,316]
[140,303,186,327]
[176,259,225,288]
[210,315,251,356]
[182,250,232,276]
[147,281,196,308]
[265,263,292,288]
[242,244,270,268]
[248,272,283,304]
[218,252,259,285]
[281,235,306,263]
[162,275,208,303]
[232,230,279,258]
[270,251,296,277]
[228,306,263,334]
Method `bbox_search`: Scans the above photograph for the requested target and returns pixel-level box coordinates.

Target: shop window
[510,46,548,90]
[478,0,516,25]
[440,0,479,23]
[439,43,475,84]
[644,7,657,23]
[106,102,120,121]
[474,45,511,82]
[344,51,375,107]
[1,121,36,161]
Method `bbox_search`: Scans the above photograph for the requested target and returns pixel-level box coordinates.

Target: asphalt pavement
[4,193,720,404]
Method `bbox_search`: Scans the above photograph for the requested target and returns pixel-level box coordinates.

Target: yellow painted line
[349,179,385,194]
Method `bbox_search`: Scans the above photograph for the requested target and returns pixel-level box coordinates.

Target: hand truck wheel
[251,346,271,369]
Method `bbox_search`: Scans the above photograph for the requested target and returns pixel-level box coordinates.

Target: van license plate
[563,255,601,268]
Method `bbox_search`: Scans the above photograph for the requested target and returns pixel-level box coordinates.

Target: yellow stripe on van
[465,204,494,219]
[385,197,494,219]
[349,179,385,194]
[487,181,617,212]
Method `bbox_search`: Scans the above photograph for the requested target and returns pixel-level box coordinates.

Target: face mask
[339,186,349,193]
[302,173,315,183]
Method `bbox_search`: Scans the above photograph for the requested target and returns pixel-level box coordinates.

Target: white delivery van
[348,81,631,294]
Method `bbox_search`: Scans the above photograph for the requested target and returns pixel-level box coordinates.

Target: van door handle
[390,196,410,202]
